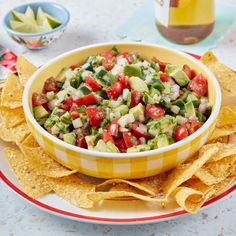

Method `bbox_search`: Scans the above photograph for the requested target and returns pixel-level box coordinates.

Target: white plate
[0,140,235,225]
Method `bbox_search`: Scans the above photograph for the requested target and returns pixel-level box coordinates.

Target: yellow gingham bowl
[23,42,221,179]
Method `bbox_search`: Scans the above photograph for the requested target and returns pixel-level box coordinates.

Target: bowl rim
[23,42,222,159]
[2,1,70,37]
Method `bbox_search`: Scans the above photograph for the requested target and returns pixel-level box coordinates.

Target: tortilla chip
[0,73,23,108]
[96,179,156,196]
[132,173,167,197]
[17,55,37,86]
[208,125,236,142]
[0,106,25,128]
[217,106,236,127]
[209,143,236,162]
[212,176,236,197]
[201,51,236,96]
[173,187,204,214]
[0,122,14,142]
[19,144,78,178]
[4,147,51,198]
[88,191,166,204]
[162,144,219,198]
[21,134,40,148]
[0,122,30,143]
[47,174,95,208]
[195,155,236,185]
[228,134,236,144]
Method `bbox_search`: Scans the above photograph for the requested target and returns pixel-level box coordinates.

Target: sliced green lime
[25,6,36,22]
[11,10,36,25]
[36,7,52,31]
[10,20,49,33]
[45,13,61,28]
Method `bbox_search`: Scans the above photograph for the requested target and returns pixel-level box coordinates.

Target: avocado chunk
[113,105,129,116]
[124,65,142,78]
[127,144,150,153]
[152,79,165,92]
[44,117,55,129]
[185,101,196,118]
[165,64,178,74]
[143,91,161,104]
[95,140,120,153]
[147,115,177,136]
[34,105,49,121]
[51,124,60,135]
[187,93,198,102]
[60,112,72,125]
[157,134,169,148]
[129,103,145,120]
[170,69,190,86]
[56,68,75,82]
[85,135,96,146]
[172,89,190,107]
[63,133,76,145]
[129,76,149,92]
[106,141,120,153]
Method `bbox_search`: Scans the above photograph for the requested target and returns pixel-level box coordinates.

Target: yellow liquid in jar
[156,0,215,44]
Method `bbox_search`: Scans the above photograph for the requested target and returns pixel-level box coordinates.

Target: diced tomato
[129,90,143,108]
[108,121,119,136]
[106,82,123,99]
[2,51,17,61]
[101,51,114,59]
[145,104,165,119]
[160,73,169,82]
[59,97,73,111]
[102,56,117,71]
[32,92,48,107]
[69,64,79,70]
[85,107,104,128]
[84,76,101,91]
[188,74,208,96]
[116,52,133,64]
[160,73,176,85]
[118,74,130,89]
[43,77,59,93]
[74,93,97,106]
[102,130,115,143]
[131,122,153,139]
[114,138,127,153]
[70,111,80,119]
[183,64,195,80]
[153,58,166,72]
[179,90,184,97]
[186,119,202,135]
[168,77,176,85]
[122,132,140,148]
[174,124,189,141]
[76,135,87,149]
[70,103,78,112]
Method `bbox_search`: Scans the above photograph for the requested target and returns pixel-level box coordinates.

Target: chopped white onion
[198,103,207,114]
[72,118,83,129]
[122,89,130,100]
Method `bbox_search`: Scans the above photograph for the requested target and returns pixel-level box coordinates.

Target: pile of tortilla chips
[0,53,236,214]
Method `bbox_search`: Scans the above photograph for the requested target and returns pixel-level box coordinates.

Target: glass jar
[155,0,215,44]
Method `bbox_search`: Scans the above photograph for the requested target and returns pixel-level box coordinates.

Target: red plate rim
[1,52,235,224]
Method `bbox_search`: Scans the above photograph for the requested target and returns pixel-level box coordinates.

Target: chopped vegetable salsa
[32,47,211,153]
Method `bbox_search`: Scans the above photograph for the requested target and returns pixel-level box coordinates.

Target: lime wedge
[12,10,36,25]
[36,7,52,31]
[45,13,61,28]
[10,20,48,33]
[25,6,36,22]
